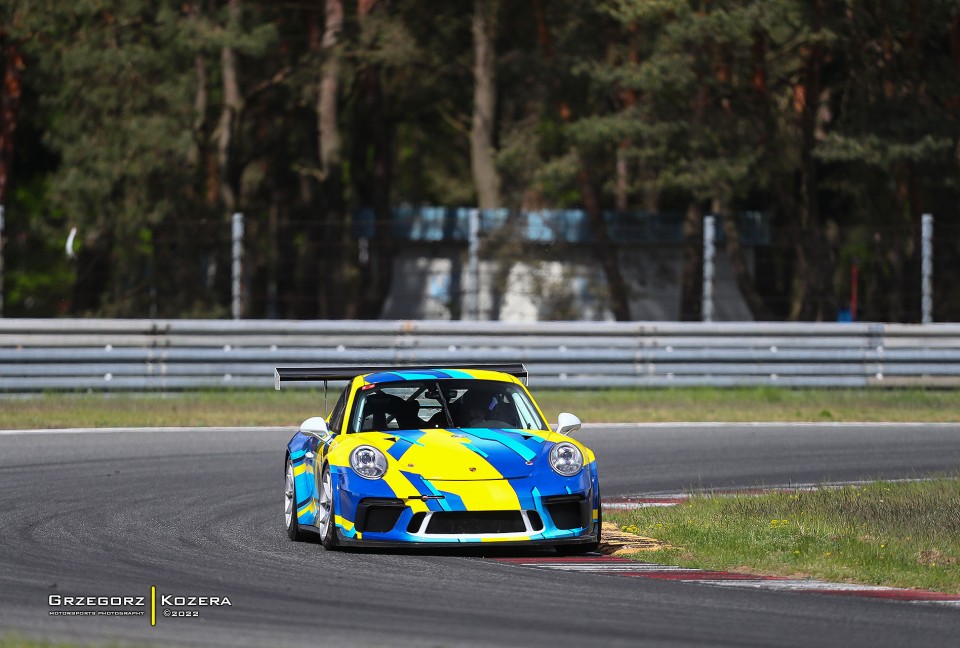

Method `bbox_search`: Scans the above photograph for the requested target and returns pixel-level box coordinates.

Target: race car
[278,363,600,553]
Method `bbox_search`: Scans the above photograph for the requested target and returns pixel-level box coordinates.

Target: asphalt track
[1,423,960,647]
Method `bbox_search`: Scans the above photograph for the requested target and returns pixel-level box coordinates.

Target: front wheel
[284,457,303,541]
[317,464,339,550]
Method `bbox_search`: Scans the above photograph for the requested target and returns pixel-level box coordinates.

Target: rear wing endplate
[274,363,528,391]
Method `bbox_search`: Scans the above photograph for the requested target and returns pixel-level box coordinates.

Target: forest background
[1,0,959,322]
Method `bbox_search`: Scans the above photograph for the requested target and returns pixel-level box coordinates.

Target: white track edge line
[0,426,290,436]
[3,421,957,436]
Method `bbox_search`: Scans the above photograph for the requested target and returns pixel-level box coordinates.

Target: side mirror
[556,412,581,436]
[300,416,331,439]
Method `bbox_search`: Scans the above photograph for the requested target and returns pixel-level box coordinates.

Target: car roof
[360,367,520,386]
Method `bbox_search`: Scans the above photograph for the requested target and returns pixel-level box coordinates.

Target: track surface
[1,423,960,647]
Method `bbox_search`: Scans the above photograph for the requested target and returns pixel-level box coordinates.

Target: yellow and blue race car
[278,364,600,553]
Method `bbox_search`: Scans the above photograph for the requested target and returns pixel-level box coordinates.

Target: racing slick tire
[317,463,339,550]
[284,456,303,541]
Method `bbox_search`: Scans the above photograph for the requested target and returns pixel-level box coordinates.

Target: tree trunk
[614,147,629,212]
[266,198,279,318]
[316,0,345,318]
[355,0,395,319]
[792,0,835,321]
[217,0,241,217]
[215,0,243,317]
[615,23,641,214]
[679,201,702,321]
[359,68,394,319]
[715,198,772,320]
[577,161,630,321]
[779,175,809,321]
[886,164,922,323]
[471,0,500,210]
[0,29,24,317]
[886,241,905,323]
[532,1,631,321]
[0,29,22,205]
[318,0,343,178]
[187,2,207,171]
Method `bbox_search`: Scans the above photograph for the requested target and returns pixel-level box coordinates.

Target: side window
[328,387,349,434]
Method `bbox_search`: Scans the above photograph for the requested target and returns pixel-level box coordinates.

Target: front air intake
[424,511,526,535]
[544,494,589,530]
[355,498,405,533]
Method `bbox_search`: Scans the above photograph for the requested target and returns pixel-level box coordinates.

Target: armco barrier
[0,319,959,391]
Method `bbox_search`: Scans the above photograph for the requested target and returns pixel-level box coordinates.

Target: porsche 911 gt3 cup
[277,364,600,553]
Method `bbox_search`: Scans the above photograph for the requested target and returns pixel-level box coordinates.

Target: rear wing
[274,363,528,391]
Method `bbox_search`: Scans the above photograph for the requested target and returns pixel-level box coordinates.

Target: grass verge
[0,635,100,648]
[1,387,959,429]
[606,478,960,593]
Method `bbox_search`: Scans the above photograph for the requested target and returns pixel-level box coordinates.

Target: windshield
[348,379,548,432]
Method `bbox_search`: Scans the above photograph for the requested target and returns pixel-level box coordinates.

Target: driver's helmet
[461,387,498,419]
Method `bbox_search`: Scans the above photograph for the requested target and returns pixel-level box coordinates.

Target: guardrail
[1,319,959,391]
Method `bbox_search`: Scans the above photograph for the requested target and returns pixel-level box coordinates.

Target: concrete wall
[380,246,754,321]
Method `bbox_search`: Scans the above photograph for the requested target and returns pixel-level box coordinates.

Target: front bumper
[335,533,599,550]
[331,463,601,545]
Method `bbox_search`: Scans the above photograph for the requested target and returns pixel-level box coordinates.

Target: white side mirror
[300,416,330,439]
[556,412,581,436]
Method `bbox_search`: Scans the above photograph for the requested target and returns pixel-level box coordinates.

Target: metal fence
[1,319,959,391]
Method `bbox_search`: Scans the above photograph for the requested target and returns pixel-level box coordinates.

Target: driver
[460,388,499,427]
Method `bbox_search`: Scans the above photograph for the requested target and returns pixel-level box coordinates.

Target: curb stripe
[601,479,944,510]
[604,497,687,508]
[494,556,960,606]
[633,571,773,581]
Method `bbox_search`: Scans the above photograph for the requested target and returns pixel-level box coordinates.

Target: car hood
[377,427,552,480]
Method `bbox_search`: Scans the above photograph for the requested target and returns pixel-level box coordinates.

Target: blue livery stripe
[393,370,453,381]
[419,477,444,498]
[365,372,404,383]
[417,476,452,512]
[431,369,474,379]
[400,471,451,511]
[465,443,489,459]
[531,486,543,512]
[365,369,479,383]
[387,438,415,461]
[437,489,465,511]
[386,430,426,461]
[400,470,433,497]
[459,428,538,462]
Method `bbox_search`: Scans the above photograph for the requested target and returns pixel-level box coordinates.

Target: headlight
[350,445,388,480]
[549,442,583,476]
